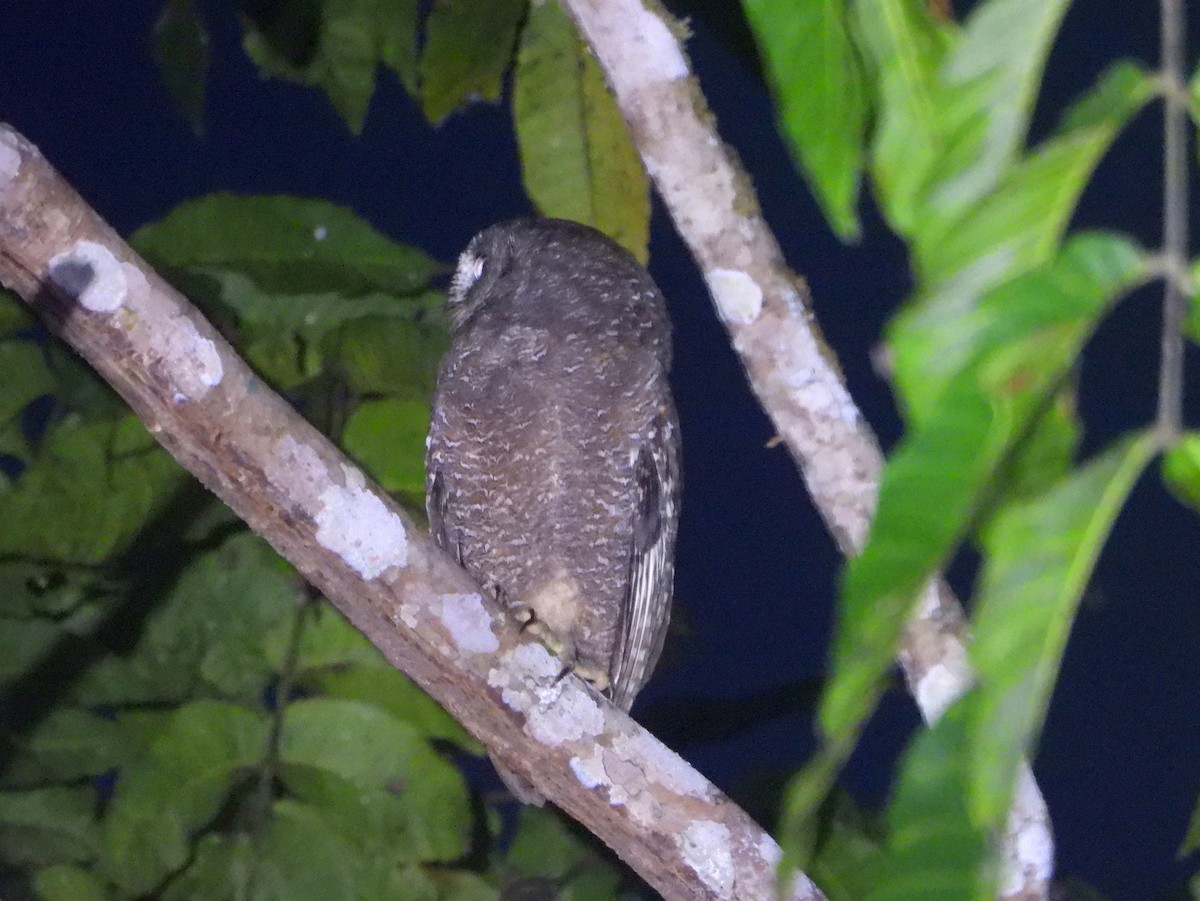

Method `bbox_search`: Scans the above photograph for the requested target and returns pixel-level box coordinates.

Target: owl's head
[446,218,652,334]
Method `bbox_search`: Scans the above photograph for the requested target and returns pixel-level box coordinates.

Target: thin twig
[1158,0,1189,443]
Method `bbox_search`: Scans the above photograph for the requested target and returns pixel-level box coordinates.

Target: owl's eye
[450,251,486,304]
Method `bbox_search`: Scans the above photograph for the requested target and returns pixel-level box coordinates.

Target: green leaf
[1187,258,1200,345]
[279,698,471,862]
[915,60,1153,285]
[0,340,53,433]
[0,415,186,565]
[813,235,1146,803]
[514,0,651,260]
[308,665,482,752]
[0,786,99,868]
[918,0,1072,226]
[159,833,252,901]
[857,0,951,235]
[0,288,35,336]
[867,705,993,901]
[154,0,209,136]
[745,0,866,239]
[506,807,622,899]
[253,800,363,901]
[75,531,299,705]
[34,864,110,901]
[894,224,1147,427]
[1,708,125,788]
[0,617,61,687]
[132,194,443,299]
[102,701,267,895]
[329,313,446,399]
[969,432,1156,826]
[419,0,526,124]
[242,0,420,132]
[1163,432,1200,512]
[343,397,429,501]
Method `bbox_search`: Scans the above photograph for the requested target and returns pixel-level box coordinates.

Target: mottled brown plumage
[426,218,680,799]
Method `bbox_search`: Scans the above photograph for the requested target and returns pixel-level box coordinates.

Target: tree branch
[555,1,1052,896]
[1158,0,1188,443]
[0,124,822,901]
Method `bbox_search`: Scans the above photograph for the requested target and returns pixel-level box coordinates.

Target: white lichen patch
[570,750,607,790]
[1002,766,1054,897]
[438,593,498,654]
[677,820,734,896]
[49,241,126,312]
[398,602,419,630]
[612,731,711,800]
[757,834,781,868]
[315,464,408,578]
[706,269,763,324]
[121,264,224,400]
[488,644,604,747]
[915,662,963,723]
[0,134,20,188]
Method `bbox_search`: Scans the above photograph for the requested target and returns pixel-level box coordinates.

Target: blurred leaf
[1,708,124,788]
[0,786,99,868]
[75,531,299,705]
[154,0,210,135]
[0,617,61,686]
[744,0,866,240]
[513,0,650,260]
[0,340,53,431]
[0,288,35,335]
[889,63,1153,423]
[867,705,993,901]
[331,313,446,402]
[789,790,883,901]
[343,396,429,500]
[812,235,1145,808]
[419,0,526,124]
[915,61,1152,285]
[996,389,1080,502]
[0,415,185,565]
[242,0,420,131]
[253,800,363,900]
[269,601,388,671]
[917,0,1072,227]
[856,0,951,235]
[969,432,1155,826]
[506,806,621,899]
[279,698,471,862]
[307,665,482,752]
[1163,432,1200,512]
[132,194,443,298]
[160,832,252,901]
[34,864,110,901]
[102,701,267,895]
[433,870,497,901]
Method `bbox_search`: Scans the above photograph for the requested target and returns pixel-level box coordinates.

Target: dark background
[3,2,1200,898]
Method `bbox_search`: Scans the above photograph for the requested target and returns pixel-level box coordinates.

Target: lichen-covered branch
[0,125,823,901]
[555,1,1052,896]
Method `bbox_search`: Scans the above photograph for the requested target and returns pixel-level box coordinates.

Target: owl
[426,218,680,800]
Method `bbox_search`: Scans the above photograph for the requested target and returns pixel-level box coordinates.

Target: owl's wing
[608,409,680,711]
[426,462,463,565]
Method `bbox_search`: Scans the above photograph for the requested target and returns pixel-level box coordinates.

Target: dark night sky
[4,2,1200,899]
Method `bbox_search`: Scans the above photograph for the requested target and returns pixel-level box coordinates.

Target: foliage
[745,0,1192,896]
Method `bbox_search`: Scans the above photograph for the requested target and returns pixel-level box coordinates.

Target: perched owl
[426,218,680,800]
